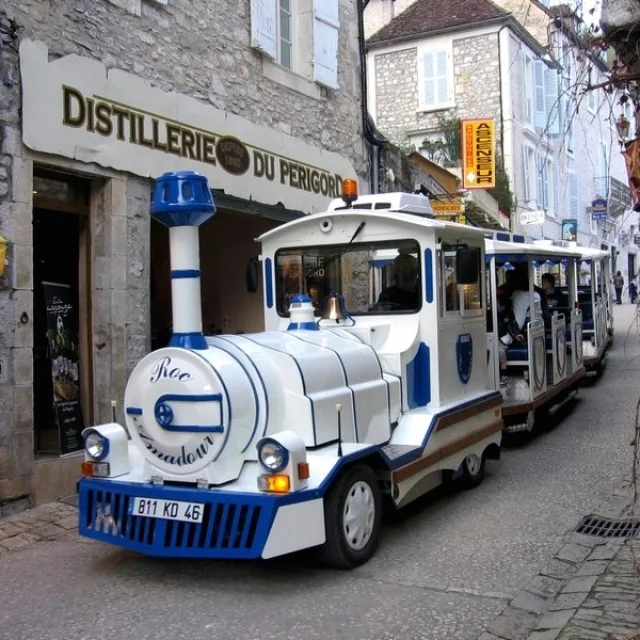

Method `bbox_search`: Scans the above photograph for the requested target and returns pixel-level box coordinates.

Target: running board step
[547,389,578,416]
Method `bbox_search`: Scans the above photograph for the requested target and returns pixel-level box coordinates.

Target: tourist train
[77,171,613,568]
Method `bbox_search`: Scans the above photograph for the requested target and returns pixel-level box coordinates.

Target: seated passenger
[497,294,524,386]
[372,253,419,310]
[541,273,558,309]
[511,269,541,333]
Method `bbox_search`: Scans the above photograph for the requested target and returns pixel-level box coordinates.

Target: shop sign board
[562,219,578,242]
[592,198,608,220]
[41,282,84,456]
[461,118,495,190]
[520,209,545,226]
[19,40,358,214]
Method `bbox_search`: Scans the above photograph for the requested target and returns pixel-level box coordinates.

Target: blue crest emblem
[456,334,473,384]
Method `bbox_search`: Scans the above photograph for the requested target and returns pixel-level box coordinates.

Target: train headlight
[81,423,130,478]
[257,439,289,472]
[84,429,110,461]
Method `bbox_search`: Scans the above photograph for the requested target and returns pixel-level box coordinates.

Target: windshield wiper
[324,221,367,265]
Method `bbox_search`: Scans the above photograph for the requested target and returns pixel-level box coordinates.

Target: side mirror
[456,248,480,285]
[246,257,259,293]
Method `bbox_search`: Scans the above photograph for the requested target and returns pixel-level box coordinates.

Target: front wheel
[320,464,382,569]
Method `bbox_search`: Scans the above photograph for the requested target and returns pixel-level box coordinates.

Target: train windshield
[275,239,421,317]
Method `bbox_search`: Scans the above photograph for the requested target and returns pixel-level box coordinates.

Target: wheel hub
[465,454,481,476]
[343,480,375,551]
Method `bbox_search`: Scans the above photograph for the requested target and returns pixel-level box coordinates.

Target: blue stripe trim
[169,333,208,350]
[171,269,201,279]
[265,258,273,309]
[424,248,433,303]
[287,322,319,331]
[126,407,143,416]
[406,342,431,408]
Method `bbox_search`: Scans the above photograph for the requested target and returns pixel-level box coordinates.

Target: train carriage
[576,246,613,377]
[484,234,585,434]
[77,173,504,568]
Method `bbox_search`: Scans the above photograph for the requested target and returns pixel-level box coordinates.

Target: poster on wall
[42,281,84,456]
[562,219,578,242]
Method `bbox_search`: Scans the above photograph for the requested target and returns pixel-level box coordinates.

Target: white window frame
[522,143,536,204]
[536,152,550,211]
[277,0,293,71]
[587,87,596,113]
[523,53,535,128]
[418,44,454,112]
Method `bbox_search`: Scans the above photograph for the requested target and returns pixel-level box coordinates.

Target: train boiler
[77,172,503,568]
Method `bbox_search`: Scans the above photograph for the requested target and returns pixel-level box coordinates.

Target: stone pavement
[478,453,640,637]
[0,500,78,553]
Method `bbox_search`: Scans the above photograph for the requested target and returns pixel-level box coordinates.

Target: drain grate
[575,515,640,539]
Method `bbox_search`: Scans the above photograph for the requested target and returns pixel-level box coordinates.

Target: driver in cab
[371,252,419,311]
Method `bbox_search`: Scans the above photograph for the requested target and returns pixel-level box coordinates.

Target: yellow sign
[431,200,464,214]
[461,119,495,190]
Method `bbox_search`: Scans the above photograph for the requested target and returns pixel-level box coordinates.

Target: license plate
[128,497,204,523]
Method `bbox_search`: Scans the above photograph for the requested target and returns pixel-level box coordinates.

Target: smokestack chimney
[150,171,215,350]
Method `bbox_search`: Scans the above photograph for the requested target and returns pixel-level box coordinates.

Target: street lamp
[615,113,630,144]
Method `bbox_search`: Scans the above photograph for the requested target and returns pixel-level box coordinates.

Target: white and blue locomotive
[78,171,504,568]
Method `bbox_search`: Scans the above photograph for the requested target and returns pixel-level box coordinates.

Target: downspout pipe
[358,0,386,194]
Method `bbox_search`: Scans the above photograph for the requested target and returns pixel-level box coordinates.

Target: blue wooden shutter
[534,60,546,128]
[313,0,340,89]
[250,0,277,59]
[545,67,560,135]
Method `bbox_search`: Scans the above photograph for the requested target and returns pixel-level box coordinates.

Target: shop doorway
[32,170,92,457]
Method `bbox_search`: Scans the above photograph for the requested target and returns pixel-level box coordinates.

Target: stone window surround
[416,37,455,114]
[256,0,324,101]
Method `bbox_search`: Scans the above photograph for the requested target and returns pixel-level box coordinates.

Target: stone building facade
[365,0,632,258]
[369,30,502,149]
[0,0,368,511]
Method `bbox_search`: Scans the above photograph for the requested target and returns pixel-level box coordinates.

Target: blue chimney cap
[151,171,216,227]
[290,294,313,304]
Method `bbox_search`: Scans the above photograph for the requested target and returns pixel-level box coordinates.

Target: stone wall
[372,32,502,148]
[0,0,368,509]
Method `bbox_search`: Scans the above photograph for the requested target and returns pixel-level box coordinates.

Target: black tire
[460,452,485,489]
[319,464,382,569]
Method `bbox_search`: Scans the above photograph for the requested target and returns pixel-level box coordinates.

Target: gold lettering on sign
[60,86,345,198]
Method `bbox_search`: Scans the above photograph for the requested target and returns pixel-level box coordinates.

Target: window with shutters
[551,162,559,218]
[523,54,534,127]
[250,0,340,96]
[418,47,453,111]
[536,152,549,211]
[522,144,535,204]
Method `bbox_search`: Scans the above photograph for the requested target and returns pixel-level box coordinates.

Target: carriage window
[441,250,483,316]
[275,239,422,317]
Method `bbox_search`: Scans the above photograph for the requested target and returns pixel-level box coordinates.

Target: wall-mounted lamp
[616,113,630,145]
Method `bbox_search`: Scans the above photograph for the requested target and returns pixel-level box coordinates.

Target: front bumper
[78,477,314,559]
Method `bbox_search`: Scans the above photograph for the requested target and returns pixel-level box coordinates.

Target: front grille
[80,483,271,558]
[575,515,640,539]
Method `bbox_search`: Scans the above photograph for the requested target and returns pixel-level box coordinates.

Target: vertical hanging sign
[42,282,84,455]
[461,118,496,190]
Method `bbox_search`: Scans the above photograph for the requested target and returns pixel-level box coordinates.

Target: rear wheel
[460,452,485,489]
[320,464,382,569]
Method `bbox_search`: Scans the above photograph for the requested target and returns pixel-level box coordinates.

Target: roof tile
[367,0,510,45]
